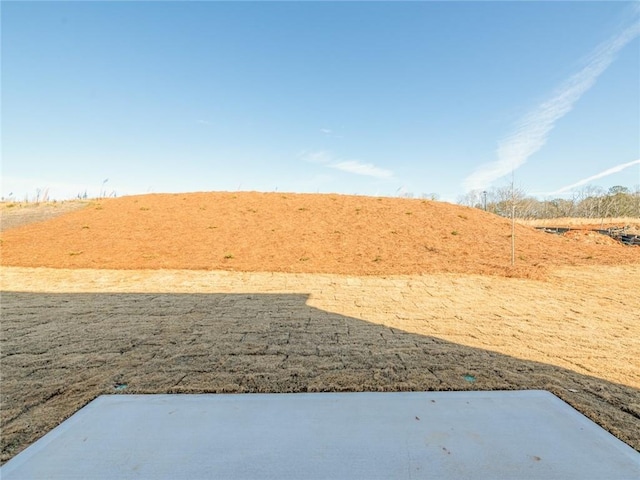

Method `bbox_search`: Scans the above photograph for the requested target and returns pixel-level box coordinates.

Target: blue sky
[2,1,639,202]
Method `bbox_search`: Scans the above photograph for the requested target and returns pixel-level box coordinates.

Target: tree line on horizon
[457,185,640,220]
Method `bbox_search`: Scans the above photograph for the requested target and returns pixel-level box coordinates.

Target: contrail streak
[463,9,640,192]
[547,159,640,195]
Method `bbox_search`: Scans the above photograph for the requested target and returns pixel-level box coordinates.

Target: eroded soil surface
[1,192,638,278]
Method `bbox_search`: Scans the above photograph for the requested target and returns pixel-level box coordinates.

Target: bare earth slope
[1,192,637,277]
[1,192,639,463]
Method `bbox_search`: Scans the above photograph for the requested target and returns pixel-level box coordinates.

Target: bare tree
[458,183,639,220]
[421,192,440,201]
[575,185,606,218]
[457,190,484,209]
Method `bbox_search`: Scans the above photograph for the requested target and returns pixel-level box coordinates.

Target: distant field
[1,192,639,463]
[520,216,640,233]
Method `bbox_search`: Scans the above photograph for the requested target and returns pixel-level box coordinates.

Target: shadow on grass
[1,291,638,462]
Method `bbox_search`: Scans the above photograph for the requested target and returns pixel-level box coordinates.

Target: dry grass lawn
[520,217,640,235]
[1,192,639,463]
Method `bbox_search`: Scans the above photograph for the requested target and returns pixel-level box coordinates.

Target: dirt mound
[562,229,623,246]
[1,192,637,277]
[583,224,640,235]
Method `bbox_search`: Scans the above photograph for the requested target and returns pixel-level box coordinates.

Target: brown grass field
[1,192,639,462]
[520,217,640,234]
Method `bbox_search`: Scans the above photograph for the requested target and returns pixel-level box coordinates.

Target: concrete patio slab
[2,390,638,479]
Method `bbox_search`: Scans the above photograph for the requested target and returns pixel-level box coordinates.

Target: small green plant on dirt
[372,256,382,262]
[140,207,150,211]
[68,251,83,256]
[207,225,217,229]
[390,230,398,234]
[299,257,310,262]
[224,253,234,259]
[298,207,308,211]
[451,230,459,236]
[463,374,476,383]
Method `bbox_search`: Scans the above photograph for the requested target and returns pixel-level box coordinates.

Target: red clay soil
[1,192,638,278]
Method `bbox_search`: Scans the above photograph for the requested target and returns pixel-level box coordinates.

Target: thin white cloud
[300,150,333,164]
[319,128,344,139]
[330,160,394,179]
[545,159,640,195]
[300,150,394,179]
[463,10,640,192]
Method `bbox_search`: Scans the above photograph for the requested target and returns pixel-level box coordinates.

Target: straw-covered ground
[1,192,638,462]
